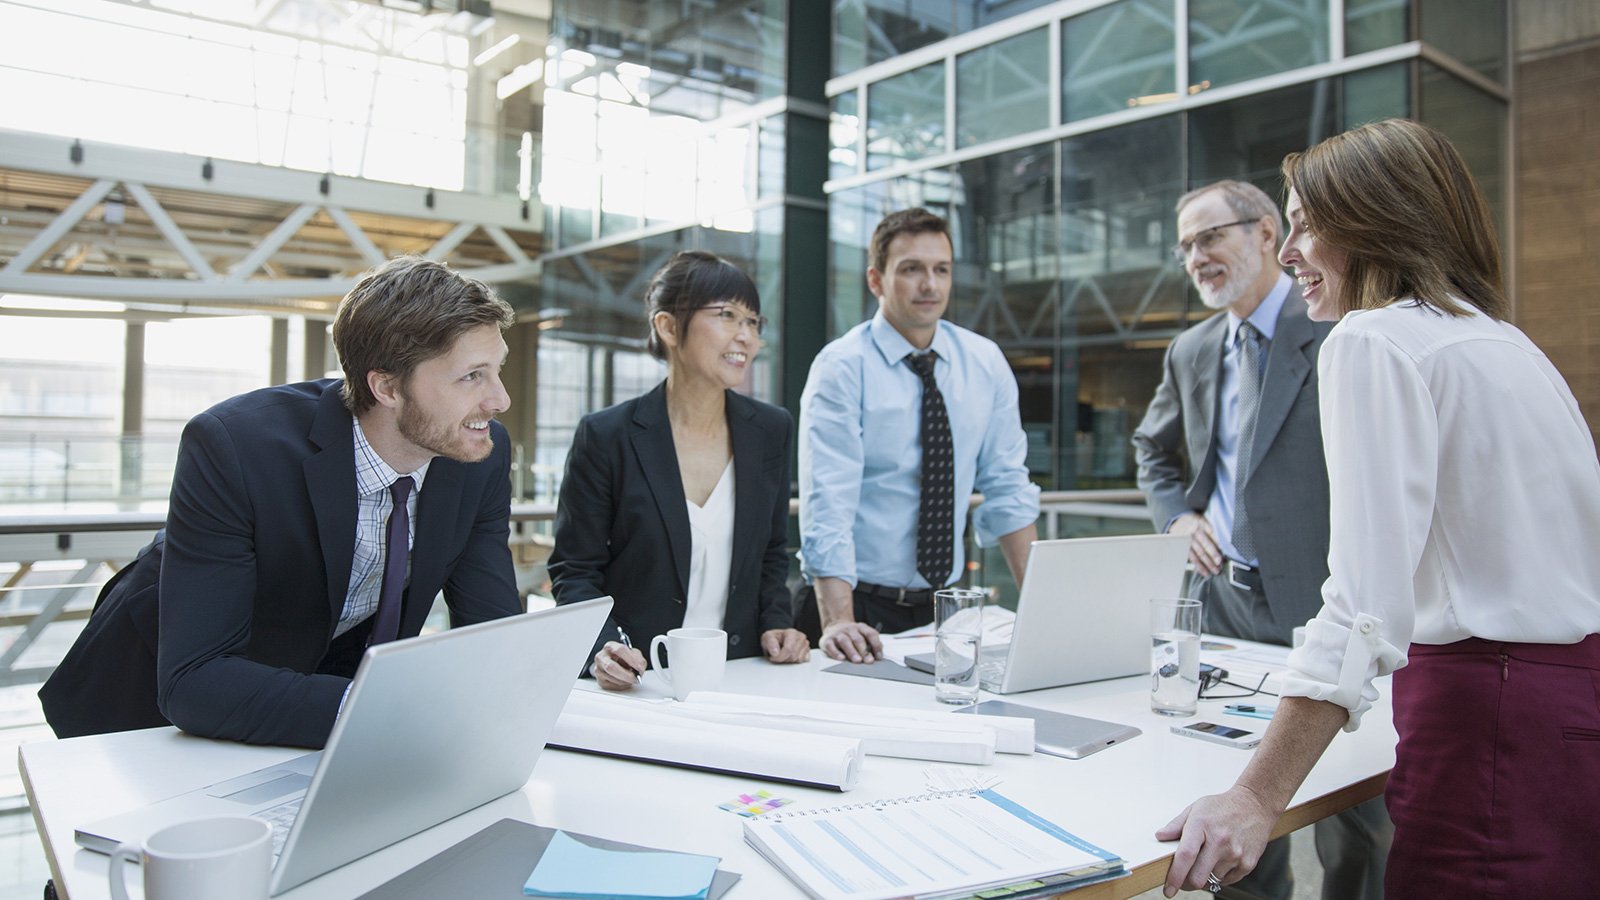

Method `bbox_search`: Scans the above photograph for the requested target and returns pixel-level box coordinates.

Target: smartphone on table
[1171,720,1261,749]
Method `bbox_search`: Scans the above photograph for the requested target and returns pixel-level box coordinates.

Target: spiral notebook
[742,789,1124,900]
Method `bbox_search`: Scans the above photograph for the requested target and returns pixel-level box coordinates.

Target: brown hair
[332,256,514,413]
[1281,118,1506,320]
[644,250,761,361]
[869,207,952,274]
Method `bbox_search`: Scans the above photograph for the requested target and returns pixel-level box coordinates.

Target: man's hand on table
[820,621,883,663]
[762,628,811,663]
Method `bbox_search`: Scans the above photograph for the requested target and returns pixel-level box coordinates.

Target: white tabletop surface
[20,645,1395,899]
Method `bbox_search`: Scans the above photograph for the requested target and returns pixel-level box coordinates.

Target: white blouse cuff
[1281,613,1405,732]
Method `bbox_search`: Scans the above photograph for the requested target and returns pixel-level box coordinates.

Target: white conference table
[20,646,1394,900]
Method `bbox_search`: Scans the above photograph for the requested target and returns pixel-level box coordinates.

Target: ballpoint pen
[616,633,644,684]
[1224,703,1276,720]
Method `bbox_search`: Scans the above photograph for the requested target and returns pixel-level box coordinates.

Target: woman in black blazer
[549,251,810,689]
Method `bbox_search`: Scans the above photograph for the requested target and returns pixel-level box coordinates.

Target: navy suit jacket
[547,382,793,664]
[39,380,521,748]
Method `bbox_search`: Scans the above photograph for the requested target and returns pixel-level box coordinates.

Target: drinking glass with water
[934,589,985,705]
[1150,598,1202,716]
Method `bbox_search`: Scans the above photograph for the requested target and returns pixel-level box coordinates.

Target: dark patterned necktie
[909,352,953,588]
[369,476,413,645]
[1232,323,1264,561]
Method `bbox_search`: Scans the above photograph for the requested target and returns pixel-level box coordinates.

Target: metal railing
[0,491,1148,688]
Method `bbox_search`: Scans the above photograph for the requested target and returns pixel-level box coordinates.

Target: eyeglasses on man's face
[1170,218,1260,264]
[702,304,768,336]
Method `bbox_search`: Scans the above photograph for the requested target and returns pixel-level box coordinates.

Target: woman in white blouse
[548,251,810,690]
[1159,119,1600,897]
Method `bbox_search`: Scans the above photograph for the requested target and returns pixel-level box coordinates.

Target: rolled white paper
[549,691,864,790]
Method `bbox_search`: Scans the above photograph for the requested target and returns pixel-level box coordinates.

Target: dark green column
[779,1,830,421]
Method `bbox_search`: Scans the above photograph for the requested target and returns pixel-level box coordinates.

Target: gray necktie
[1232,322,1264,561]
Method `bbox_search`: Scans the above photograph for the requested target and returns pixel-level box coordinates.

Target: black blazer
[39,380,522,748]
[548,382,794,664]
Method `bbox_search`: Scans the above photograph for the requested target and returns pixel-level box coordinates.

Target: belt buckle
[1226,560,1255,592]
[894,587,917,607]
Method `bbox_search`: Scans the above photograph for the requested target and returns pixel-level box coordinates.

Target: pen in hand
[616,634,644,684]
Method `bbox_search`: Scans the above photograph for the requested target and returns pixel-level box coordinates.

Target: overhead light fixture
[103,191,126,226]
[474,34,519,67]
[497,58,544,100]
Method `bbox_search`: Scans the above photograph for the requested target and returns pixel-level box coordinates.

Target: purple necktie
[369,476,413,645]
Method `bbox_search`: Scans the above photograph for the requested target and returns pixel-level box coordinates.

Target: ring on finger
[1206,871,1223,894]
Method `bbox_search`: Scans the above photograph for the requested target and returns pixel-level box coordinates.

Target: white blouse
[682,461,736,631]
[1283,301,1600,729]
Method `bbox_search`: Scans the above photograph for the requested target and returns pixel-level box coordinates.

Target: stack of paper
[744,789,1124,900]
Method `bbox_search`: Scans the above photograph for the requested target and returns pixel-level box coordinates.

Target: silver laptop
[76,597,613,896]
[910,534,1188,693]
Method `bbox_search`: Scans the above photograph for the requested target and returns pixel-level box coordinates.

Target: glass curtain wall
[535,0,787,499]
[827,0,1508,494]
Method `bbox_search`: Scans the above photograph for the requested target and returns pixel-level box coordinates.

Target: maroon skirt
[1385,633,1600,899]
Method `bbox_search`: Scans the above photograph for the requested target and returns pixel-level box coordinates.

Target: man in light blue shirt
[798,208,1040,663]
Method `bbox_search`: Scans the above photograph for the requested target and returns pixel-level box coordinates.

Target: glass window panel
[946,144,1055,491]
[1343,63,1410,130]
[644,116,700,226]
[867,62,946,170]
[966,0,1058,29]
[1063,0,1177,123]
[833,0,868,76]
[831,90,860,181]
[759,114,786,200]
[1346,0,1410,56]
[1189,79,1341,199]
[956,28,1049,148]
[1189,0,1329,91]
[835,0,958,75]
[1058,116,1185,490]
[1419,64,1507,240]
[1419,0,1505,83]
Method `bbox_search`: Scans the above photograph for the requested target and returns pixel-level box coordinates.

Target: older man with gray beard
[1131,180,1389,900]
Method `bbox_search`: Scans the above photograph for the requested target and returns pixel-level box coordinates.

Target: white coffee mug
[649,627,727,700]
[108,814,272,900]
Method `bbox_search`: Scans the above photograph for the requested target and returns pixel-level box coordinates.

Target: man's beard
[397,394,493,464]
[1194,248,1262,310]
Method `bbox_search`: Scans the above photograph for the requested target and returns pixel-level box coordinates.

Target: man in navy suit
[40,257,524,748]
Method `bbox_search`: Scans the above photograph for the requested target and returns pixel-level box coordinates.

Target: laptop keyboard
[257,795,305,860]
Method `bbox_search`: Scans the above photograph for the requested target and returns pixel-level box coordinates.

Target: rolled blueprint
[549,691,864,791]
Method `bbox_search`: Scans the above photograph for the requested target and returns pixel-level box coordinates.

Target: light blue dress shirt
[1205,272,1292,566]
[799,312,1041,589]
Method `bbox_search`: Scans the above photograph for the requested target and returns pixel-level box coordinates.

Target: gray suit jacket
[1131,288,1335,641]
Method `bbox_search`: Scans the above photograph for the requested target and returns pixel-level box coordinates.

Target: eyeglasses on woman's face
[701,304,768,336]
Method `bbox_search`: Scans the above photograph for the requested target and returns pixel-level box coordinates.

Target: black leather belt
[1224,559,1263,593]
[854,582,941,607]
